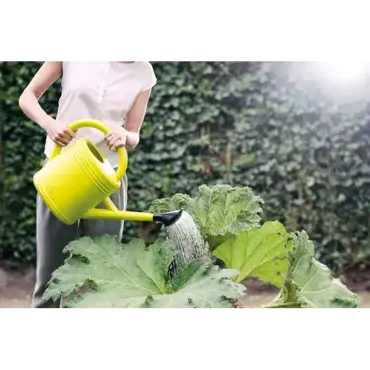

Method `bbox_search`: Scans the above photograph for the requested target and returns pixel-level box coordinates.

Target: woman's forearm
[19,91,54,130]
[19,61,62,130]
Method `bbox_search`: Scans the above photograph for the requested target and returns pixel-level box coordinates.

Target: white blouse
[44,61,157,167]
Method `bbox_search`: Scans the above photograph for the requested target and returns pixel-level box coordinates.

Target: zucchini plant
[44,185,358,308]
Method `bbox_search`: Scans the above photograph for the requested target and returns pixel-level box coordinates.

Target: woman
[19,61,156,308]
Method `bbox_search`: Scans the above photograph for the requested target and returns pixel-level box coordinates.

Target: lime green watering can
[33,119,182,226]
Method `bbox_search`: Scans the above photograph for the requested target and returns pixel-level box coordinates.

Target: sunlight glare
[317,62,369,84]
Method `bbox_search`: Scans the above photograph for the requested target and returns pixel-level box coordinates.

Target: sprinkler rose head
[153,209,183,226]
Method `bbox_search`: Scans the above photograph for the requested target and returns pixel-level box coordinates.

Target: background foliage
[1,62,370,272]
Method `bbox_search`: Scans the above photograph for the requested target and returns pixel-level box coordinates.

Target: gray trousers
[32,175,128,308]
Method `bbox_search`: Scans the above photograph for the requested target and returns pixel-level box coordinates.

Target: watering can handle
[49,119,128,181]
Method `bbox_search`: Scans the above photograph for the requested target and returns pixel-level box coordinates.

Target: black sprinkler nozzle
[153,209,183,226]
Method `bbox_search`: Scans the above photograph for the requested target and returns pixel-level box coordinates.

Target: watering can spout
[153,209,183,226]
[82,203,183,227]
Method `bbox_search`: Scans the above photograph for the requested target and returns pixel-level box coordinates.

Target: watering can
[33,119,182,226]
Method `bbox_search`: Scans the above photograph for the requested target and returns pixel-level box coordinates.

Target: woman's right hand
[43,118,76,147]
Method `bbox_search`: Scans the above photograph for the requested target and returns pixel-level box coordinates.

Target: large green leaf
[142,262,245,308]
[273,231,358,308]
[150,184,263,250]
[43,235,246,308]
[212,221,293,287]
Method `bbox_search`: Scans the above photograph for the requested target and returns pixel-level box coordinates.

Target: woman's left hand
[104,127,127,151]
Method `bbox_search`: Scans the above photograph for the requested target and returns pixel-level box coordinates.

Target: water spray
[166,210,211,276]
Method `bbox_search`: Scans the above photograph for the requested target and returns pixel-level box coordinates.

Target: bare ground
[1,263,370,308]
[0,264,35,308]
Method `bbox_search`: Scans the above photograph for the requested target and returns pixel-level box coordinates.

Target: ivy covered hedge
[1,62,370,272]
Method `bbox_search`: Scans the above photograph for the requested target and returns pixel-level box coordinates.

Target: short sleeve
[141,62,157,91]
